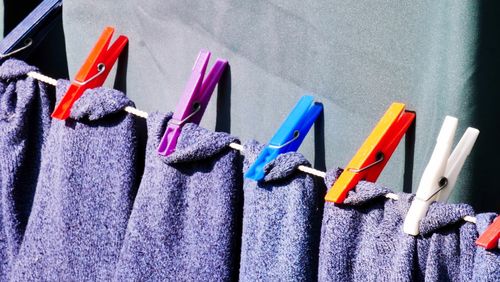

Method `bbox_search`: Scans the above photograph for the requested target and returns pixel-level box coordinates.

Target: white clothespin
[403,116,479,236]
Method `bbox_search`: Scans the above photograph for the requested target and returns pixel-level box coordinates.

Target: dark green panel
[59,0,498,212]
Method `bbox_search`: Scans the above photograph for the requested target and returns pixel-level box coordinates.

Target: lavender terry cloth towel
[0,59,52,279]
[239,140,325,281]
[11,80,139,281]
[114,112,243,281]
[318,169,477,282]
[473,213,500,281]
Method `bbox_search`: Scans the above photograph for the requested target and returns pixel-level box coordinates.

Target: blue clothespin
[0,0,62,62]
[245,95,323,181]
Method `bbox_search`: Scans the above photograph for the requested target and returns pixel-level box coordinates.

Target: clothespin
[324,103,415,203]
[51,27,128,120]
[476,215,500,250]
[157,50,228,156]
[245,95,323,181]
[403,116,479,236]
[0,0,62,61]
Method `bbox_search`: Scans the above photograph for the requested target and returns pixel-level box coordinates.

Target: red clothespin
[52,26,128,120]
[157,49,228,156]
[476,215,500,250]
[325,103,415,203]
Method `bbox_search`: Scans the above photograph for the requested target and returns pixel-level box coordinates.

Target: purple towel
[114,112,243,281]
[239,140,325,281]
[318,169,477,282]
[11,80,139,281]
[473,213,500,281]
[0,59,52,279]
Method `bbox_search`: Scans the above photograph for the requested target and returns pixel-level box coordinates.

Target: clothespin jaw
[245,95,323,181]
[0,0,62,62]
[476,215,500,250]
[157,49,228,156]
[51,27,128,120]
[403,116,479,236]
[324,103,415,204]
[437,127,479,201]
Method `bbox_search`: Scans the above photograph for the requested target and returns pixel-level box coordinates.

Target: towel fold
[114,112,243,281]
[318,168,477,282]
[238,140,325,281]
[0,59,52,279]
[11,80,139,281]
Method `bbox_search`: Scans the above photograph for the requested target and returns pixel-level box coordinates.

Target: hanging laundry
[11,80,139,281]
[114,112,243,281]
[239,140,325,281]
[0,59,52,280]
[473,213,500,281]
[318,169,477,282]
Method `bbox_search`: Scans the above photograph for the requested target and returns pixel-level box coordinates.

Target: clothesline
[26,71,477,224]
[27,71,326,177]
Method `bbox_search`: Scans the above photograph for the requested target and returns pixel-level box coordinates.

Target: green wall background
[4,1,499,212]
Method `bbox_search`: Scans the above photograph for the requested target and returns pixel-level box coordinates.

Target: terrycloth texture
[0,59,52,279]
[473,213,500,281]
[239,140,325,281]
[11,80,139,281]
[318,169,477,282]
[114,112,243,281]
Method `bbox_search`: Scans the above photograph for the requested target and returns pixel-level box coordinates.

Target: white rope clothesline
[27,71,327,178]
[26,71,477,224]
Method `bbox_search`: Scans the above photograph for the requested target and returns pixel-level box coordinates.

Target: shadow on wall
[471,1,500,213]
[114,42,129,94]
[3,0,68,79]
[403,116,416,194]
[215,65,232,134]
[314,109,326,172]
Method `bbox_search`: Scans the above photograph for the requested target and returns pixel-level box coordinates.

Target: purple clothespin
[157,49,228,156]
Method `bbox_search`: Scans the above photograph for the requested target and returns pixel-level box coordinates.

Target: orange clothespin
[476,215,500,250]
[52,26,128,120]
[325,103,416,203]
